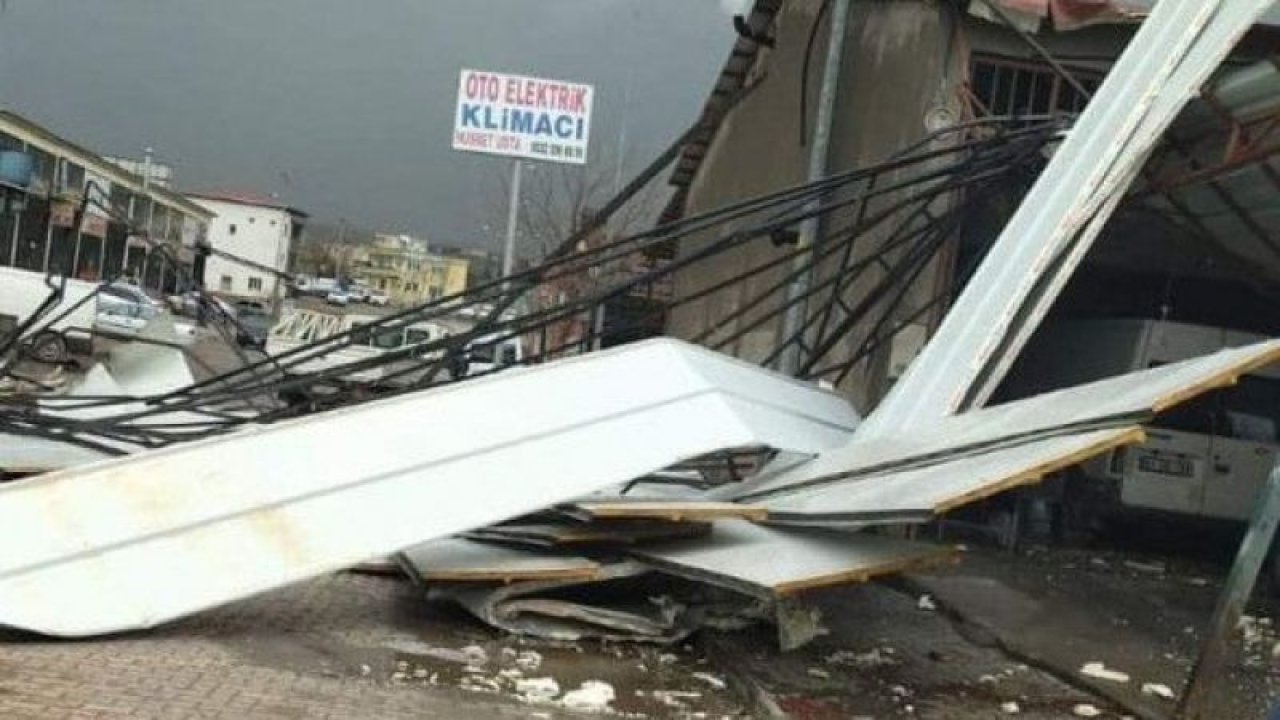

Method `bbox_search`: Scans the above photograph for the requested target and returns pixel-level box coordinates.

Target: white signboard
[453,69,594,166]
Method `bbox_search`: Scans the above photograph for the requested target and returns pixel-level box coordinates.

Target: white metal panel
[862,0,1276,437]
[399,538,602,582]
[762,427,1142,525]
[734,340,1280,504]
[630,519,954,599]
[0,339,856,637]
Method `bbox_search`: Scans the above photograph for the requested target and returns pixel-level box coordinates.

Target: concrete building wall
[665,1,1138,412]
[668,0,959,412]
[195,198,294,304]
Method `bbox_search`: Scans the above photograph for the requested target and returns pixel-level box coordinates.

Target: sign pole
[501,158,523,283]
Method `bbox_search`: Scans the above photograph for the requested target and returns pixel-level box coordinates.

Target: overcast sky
[0,1,745,249]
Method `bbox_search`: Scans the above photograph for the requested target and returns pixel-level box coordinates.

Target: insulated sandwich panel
[630,519,954,599]
[735,340,1280,504]
[0,339,856,637]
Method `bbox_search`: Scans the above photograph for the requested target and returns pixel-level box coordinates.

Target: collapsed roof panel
[399,538,603,584]
[762,427,1143,526]
[0,339,856,637]
[737,340,1280,503]
[629,519,955,599]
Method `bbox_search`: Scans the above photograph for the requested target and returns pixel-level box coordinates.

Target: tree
[483,147,669,264]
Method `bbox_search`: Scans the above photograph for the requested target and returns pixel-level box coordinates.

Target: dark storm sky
[0,1,743,247]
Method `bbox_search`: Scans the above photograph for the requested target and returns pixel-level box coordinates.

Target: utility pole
[501,159,523,283]
[777,0,852,376]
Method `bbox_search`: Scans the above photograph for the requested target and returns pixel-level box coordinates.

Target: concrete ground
[910,542,1280,720]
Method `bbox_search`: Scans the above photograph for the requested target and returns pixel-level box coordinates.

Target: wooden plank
[569,500,769,523]
[631,519,956,599]
[399,538,602,584]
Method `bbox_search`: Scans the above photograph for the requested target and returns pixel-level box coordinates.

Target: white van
[1004,318,1280,523]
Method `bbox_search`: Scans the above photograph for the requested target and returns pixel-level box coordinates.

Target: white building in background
[188,191,307,306]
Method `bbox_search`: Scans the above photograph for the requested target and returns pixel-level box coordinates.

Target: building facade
[662,0,1277,412]
[0,111,212,293]
[188,191,307,307]
[352,234,469,306]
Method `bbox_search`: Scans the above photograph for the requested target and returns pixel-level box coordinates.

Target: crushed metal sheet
[465,520,713,548]
[564,500,769,523]
[425,561,696,643]
[1,343,249,473]
[398,538,602,583]
[0,338,856,636]
[629,520,956,600]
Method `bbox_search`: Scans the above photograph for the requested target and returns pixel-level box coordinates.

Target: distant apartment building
[352,234,469,306]
[0,111,212,292]
[188,191,307,305]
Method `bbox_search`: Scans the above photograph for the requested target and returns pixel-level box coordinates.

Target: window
[968,55,1101,121]
[247,277,263,292]
[248,217,256,224]
[219,275,232,291]
[228,223,237,235]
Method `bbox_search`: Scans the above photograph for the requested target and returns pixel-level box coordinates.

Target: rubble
[515,677,560,704]
[1079,661,1130,683]
[560,680,617,712]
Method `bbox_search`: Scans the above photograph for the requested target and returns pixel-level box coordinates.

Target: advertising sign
[453,69,594,166]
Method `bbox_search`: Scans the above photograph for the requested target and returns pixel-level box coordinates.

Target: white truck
[0,267,98,362]
[1003,318,1280,526]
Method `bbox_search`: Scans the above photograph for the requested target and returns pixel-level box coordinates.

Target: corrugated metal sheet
[0,339,856,637]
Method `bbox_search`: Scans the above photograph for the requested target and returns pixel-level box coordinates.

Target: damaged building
[664,0,1280,414]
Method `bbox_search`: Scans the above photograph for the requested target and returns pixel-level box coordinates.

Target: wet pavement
[912,542,1280,720]
[0,517,1272,718]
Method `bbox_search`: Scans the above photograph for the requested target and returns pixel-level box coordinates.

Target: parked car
[347,286,372,303]
[94,282,163,337]
[367,290,390,307]
[98,282,162,320]
[325,289,351,306]
[235,307,273,350]
[294,276,339,298]
[234,299,269,314]
[169,291,238,322]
